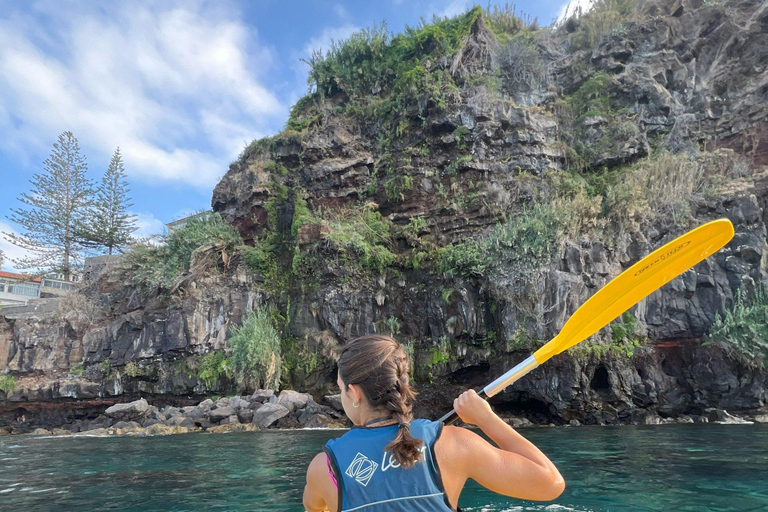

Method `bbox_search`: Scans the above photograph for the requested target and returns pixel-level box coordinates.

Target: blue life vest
[324,419,455,512]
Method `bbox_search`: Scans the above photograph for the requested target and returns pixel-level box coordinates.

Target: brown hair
[337,334,423,468]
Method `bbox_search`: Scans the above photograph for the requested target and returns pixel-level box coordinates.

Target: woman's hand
[453,389,496,427]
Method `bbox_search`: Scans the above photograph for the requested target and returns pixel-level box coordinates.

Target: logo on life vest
[345,452,379,486]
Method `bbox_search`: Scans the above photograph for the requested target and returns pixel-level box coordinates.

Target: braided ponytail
[383,375,423,468]
[337,335,424,468]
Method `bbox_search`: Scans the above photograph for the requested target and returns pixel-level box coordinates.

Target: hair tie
[398,422,410,430]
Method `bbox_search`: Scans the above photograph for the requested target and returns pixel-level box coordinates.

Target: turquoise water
[1,424,767,511]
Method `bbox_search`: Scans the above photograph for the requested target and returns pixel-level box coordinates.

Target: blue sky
[0,0,586,271]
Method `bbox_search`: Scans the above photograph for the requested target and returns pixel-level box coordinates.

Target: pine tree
[77,148,137,255]
[2,131,93,278]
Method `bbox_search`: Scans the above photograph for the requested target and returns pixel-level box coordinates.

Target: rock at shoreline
[252,403,290,427]
[250,390,274,403]
[706,408,754,425]
[278,390,311,412]
[106,398,150,418]
[324,394,343,412]
[209,406,236,422]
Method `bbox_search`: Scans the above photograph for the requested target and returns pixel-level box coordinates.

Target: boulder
[142,423,191,436]
[186,407,205,420]
[324,394,344,412]
[30,428,52,436]
[237,409,254,424]
[753,414,768,424]
[302,413,334,429]
[228,396,250,410]
[250,390,274,403]
[706,408,754,425]
[278,390,311,412]
[252,403,290,428]
[105,398,150,417]
[209,406,236,422]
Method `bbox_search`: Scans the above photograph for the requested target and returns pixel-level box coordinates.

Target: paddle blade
[533,218,734,364]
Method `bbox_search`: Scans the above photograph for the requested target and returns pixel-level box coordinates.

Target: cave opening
[590,365,611,392]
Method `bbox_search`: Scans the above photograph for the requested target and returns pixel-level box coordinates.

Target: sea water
[1,424,767,511]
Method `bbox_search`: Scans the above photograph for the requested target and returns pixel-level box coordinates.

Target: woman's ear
[348,383,364,406]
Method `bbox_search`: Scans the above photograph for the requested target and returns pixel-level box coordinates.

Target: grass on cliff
[0,373,15,393]
[319,203,395,273]
[705,286,768,368]
[124,212,243,290]
[228,307,283,391]
[439,202,560,277]
[560,0,637,51]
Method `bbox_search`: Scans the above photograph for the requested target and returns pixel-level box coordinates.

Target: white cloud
[133,212,166,238]
[303,24,360,57]
[0,1,284,191]
[436,0,468,19]
[0,221,33,272]
[556,0,595,21]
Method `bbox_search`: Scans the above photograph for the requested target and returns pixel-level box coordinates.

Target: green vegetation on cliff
[123,212,242,290]
[705,286,768,367]
[228,307,283,390]
[0,374,15,393]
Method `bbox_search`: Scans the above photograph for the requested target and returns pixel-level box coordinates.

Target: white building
[0,271,41,306]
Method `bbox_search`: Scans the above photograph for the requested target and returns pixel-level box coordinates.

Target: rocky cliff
[2,0,767,433]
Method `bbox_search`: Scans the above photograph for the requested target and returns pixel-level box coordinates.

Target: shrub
[384,175,414,202]
[440,202,560,277]
[565,0,636,51]
[483,4,537,39]
[198,351,232,389]
[0,374,15,393]
[228,307,283,391]
[320,204,395,273]
[123,212,243,290]
[124,361,144,378]
[705,286,768,367]
[497,34,547,89]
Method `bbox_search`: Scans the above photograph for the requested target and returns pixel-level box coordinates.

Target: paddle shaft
[438,355,539,425]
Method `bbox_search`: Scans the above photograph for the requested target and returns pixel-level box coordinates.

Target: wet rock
[30,428,52,436]
[141,424,192,436]
[706,408,754,424]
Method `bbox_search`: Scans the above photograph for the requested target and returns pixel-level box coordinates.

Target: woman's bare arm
[436,390,565,504]
[303,452,335,512]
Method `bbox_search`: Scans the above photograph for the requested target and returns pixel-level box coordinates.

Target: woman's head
[337,334,424,467]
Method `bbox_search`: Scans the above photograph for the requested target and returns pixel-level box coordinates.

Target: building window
[8,283,40,297]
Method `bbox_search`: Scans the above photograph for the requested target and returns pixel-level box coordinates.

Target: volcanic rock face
[2,0,768,428]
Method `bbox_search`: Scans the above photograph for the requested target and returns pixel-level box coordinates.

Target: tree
[77,148,137,255]
[2,131,93,278]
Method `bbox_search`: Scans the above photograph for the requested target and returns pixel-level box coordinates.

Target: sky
[0,0,592,272]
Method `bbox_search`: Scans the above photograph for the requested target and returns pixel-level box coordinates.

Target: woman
[303,334,565,512]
